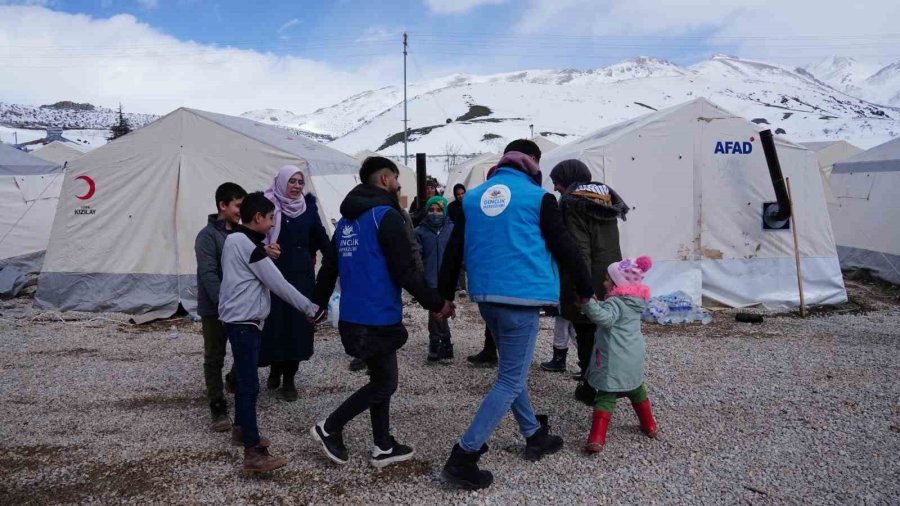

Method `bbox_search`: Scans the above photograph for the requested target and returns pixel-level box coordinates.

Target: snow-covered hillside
[322,55,898,183]
[0,101,157,130]
[802,57,900,107]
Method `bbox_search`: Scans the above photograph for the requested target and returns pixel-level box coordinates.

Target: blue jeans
[224,323,261,448]
[459,303,541,452]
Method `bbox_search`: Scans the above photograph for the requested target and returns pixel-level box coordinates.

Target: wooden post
[786,177,806,317]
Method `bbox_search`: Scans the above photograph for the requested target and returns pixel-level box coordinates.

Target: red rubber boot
[632,399,658,438]
[584,410,611,453]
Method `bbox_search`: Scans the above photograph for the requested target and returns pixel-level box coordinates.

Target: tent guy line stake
[786,177,806,317]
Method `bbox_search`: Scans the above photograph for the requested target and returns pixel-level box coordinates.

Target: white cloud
[513,0,900,66]
[424,0,507,15]
[0,6,398,116]
[277,18,299,34]
[136,0,158,10]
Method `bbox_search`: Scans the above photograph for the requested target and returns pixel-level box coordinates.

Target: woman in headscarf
[546,159,629,405]
[259,165,330,401]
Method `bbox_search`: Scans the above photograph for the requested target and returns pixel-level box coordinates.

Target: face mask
[425,213,445,228]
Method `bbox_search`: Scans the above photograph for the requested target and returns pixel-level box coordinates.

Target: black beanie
[359,156,398,183]
[549,159,592,189]
[504,139,542,162]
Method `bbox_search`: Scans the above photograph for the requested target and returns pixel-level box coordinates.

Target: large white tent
[800,141,863,205]
[354,150,416,208]
[829,137,900,284]
[32,141,87,166]
[444,152,500,194]
[0,143,63,277]
[36,107,360,317]
[540,97,846,308]
[531,135,560,154]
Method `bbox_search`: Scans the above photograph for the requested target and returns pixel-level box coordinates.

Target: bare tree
[443,142,461,173]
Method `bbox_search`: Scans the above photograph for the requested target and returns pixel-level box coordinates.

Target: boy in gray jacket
[219,192,321,474]
[195,182,246,432]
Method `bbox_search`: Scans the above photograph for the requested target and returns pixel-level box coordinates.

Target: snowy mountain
[801,56,900,107]
[864,63,900,107]
[0,101,157,130]
[315,55,898,182]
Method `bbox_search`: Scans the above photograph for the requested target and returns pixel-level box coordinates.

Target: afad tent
[829,137,900,284]
[32,141,87,166]
[36,107,360,317]
[354,150,416,208]
[530,135,560,154]
[0,143,63,275]
[444,152,500,195]
[800,141,863,205]
[540,97,846,308]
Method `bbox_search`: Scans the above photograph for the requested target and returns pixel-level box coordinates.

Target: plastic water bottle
[697,310,713,325]
[169,325,179,340]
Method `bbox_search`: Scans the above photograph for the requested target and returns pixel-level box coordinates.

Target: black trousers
[482,326,497,355]
[573,322,597,373]
[325,322,406,449]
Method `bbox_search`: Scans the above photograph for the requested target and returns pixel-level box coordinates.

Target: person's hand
[265,243,281,260]
[434,300,456,321]
[308,306,327,325]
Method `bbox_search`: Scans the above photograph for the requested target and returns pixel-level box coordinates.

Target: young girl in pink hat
[580,256,658,453]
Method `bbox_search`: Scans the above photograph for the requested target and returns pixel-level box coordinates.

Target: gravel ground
[1,280,898,505]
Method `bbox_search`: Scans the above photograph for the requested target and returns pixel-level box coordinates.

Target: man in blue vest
[312,156,453,469]
[437,140,594,489]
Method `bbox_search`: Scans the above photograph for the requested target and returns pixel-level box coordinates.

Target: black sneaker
[311,421,349,465]
[370,437,414,468]
[349,358,366,372]
[209,399,230,432]
[466,350,497,367]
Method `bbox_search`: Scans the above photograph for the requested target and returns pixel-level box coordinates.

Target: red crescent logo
[75,175,95,200]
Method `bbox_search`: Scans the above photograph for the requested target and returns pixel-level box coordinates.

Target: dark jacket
[194,214,231,317]
[558,182,627,324]
[416,216,454,289]
[315,184,444,313]
[260,194,329,364]
[437,164,595,302]
[447,199,464,225]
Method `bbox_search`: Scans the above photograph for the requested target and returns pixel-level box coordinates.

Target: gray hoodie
[219,226,318,327]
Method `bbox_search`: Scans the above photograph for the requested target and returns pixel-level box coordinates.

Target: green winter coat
[582,296,647,392]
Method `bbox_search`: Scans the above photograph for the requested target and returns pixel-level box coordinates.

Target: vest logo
[480,184,511,217]
[338,222,359,257]
[714,140,753,154]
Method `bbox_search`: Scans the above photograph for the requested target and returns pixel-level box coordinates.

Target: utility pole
[403,32,409,167]
[529,124,534,138]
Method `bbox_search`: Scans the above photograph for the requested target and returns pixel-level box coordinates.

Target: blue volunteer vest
[463,167,560,306]
[337,206,402,325]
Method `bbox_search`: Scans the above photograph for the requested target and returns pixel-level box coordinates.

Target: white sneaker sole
[370,449,415,468]
[310,424,349,465]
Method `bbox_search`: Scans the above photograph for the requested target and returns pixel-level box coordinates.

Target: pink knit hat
[607,256,653,287]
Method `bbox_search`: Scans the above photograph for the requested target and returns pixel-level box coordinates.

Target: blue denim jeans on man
[224,322,262,448]
[459,303,541,452]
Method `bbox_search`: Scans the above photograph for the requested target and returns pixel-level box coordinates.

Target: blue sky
[1,0,898,114]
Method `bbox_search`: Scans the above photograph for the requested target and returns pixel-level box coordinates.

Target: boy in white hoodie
[219,192,321,474]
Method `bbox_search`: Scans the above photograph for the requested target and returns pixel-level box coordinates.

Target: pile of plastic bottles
[641,291,712,325]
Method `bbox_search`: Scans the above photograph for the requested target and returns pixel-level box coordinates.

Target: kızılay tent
[530,135,560,154]
[0,143,63,276]
[32,141,87,166]
[539,97,846,308]
[829,136,900,284]
[36,107,360,317]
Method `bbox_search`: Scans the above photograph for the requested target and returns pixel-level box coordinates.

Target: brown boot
[243,445,287,474]
[231,426,270,447]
